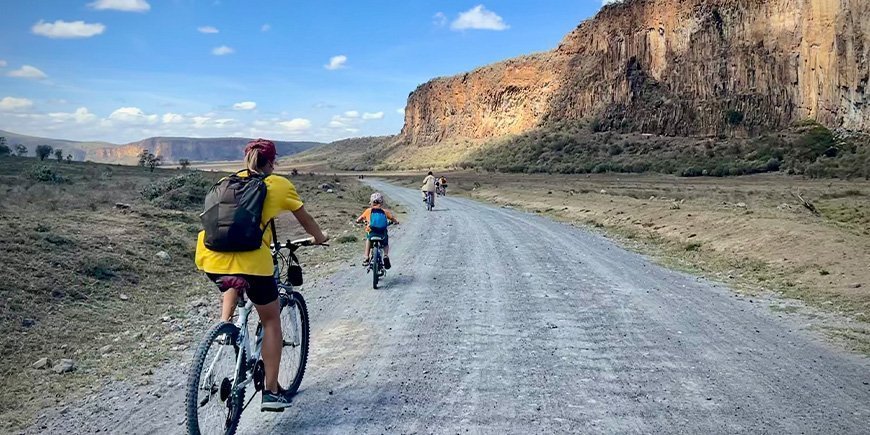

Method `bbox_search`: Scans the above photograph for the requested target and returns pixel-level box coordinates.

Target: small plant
[179,158,191,170]
[15,144,27,156]
[336,234,358,244]
[54,149,64,162]
[685,242,702,252]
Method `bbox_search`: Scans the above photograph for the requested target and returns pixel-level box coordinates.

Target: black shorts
[205,273,278,305]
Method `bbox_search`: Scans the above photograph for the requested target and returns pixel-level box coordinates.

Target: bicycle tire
[372,247,380,289]
[278,291,310,396]
[185,322,245,435]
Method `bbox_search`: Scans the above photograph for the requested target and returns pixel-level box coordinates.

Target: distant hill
[0,130,112,161]
[0,130,321,164]
[91,137,322,165]
[284,136,397,171]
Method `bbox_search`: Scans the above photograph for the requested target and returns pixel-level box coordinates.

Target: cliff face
[87,137,321,164]
[400,0,870,144]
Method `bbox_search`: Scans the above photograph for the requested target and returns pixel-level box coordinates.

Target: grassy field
[0,156,373,431]
[390,172,870,352]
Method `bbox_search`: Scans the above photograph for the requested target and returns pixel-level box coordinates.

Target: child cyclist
[356,192,399,268]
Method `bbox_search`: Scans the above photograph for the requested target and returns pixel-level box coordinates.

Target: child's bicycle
[367,235,387,289]
[184,237,322,435]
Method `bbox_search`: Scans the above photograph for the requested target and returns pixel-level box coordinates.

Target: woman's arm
[292,206,329,244]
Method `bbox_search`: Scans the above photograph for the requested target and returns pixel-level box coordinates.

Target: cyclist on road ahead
[356,192,399,269]
[438,175,448,196]
[422,171,437,205]
[194,139,328,411]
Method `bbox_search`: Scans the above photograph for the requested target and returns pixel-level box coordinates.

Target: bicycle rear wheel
[278,291,309,395]
[185,322,245,435]
[372,247,380,289]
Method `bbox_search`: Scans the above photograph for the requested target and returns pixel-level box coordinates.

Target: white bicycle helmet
[370,192,384,204]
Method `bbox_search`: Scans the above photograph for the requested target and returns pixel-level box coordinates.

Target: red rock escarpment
[400,0,870,144]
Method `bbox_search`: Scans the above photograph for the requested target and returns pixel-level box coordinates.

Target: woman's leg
[254,300,282,393]
[220,288,237,322]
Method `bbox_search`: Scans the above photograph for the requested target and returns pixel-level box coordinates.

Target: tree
[66,154,73,163]
[15,144,27,157]
[0,138,9,156]
[147,154,162,172]
[54,149,64,162]
[36,145,53,161]
[137,149,150,167]
[179,158,191,170]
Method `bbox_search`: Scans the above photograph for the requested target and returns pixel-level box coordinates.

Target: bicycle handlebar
[271,237,329,252]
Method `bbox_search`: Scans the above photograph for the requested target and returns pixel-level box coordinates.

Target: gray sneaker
[261,388,292,412]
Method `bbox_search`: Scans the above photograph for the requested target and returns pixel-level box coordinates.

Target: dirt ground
[389,172,870,352]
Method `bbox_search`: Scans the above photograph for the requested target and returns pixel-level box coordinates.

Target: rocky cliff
[86,137,321,164]
[400,0,870,144]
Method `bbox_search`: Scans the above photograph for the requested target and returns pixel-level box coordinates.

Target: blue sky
[0,0,610,144]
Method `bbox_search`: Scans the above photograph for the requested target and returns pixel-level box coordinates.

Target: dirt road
[31,180,869,434]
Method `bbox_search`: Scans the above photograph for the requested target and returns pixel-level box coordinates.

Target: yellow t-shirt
[195,173,304,276]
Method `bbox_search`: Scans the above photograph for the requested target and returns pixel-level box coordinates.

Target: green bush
[28,165,69,184]
[141,173,212,210]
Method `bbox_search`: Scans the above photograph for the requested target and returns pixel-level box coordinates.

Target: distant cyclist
[194,139,328,411]
[421,171,437,205]
[438,176,448,196]
[356,192,399,268]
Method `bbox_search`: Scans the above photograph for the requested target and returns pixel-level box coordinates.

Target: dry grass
[0,157,371,431]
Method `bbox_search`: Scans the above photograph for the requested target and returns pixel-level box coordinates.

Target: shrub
[28,165,69,184]
[141,173,212,210]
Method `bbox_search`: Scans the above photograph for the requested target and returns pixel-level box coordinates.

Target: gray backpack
[200,170,270,252]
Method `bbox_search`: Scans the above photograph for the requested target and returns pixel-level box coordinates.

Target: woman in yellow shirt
[195,139,328,410]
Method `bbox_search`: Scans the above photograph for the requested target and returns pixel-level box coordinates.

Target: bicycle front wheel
[185,322,245,435]
[278,291,310,395]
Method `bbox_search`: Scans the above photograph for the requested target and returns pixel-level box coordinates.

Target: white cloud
[233,101,257,111]
[7,65,47,80]
[324,55,347,70]
[0,97,34,111]
[48,107,97,124]
[212,45,234,56]
[197,26,219,34]
[396,108,405,115]
[162,113,184,124]
[279,118,311,133]
[214,118,235,128]
[362,111,384,120]
[88,0,150,12]
[108,107,158,124]
[0,60,6,67]
[192,116,211,128]
[343,110,359,118]
[261,24,271,32]
[433,12,447,27]
[451,5,509,31]
[32,20,106,39]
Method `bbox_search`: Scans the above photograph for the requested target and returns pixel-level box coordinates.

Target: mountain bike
[185,237,320,435]
[367,235,387,289]
[425,191,435,211]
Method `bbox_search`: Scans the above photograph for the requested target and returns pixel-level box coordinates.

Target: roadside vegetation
[0,155,371,431]
[461,121,869,179]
